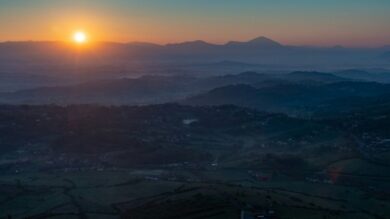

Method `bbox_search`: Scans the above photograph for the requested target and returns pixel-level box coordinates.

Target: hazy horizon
[1,0,390,47]
[1,35,389,49]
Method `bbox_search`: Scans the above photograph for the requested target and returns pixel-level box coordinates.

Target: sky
[0,0,389,47]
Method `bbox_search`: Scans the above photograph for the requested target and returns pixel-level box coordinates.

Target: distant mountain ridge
[1,36,388,67]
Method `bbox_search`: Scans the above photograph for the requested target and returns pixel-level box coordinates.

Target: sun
[73,31,87,44]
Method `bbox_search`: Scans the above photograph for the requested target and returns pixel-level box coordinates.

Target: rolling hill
[0,71,353,105]
[184,81,390,115]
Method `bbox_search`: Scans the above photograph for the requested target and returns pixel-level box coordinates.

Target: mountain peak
[166,40,215,47]
[226,36,283,48]
[247,36,282,46]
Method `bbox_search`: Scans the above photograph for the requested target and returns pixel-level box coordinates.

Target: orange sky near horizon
[1,0,389,47]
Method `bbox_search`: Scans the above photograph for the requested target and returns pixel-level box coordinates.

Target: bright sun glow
[73,31,87,44]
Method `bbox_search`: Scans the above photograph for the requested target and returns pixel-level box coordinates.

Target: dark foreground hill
[1,103,389,169]
[1,104,390,219]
